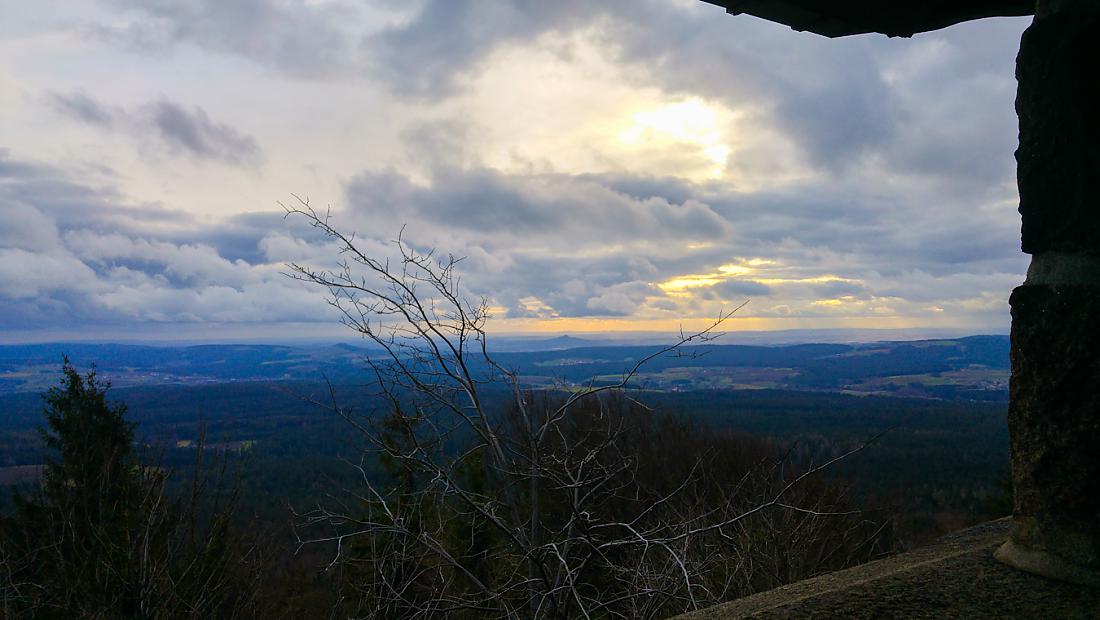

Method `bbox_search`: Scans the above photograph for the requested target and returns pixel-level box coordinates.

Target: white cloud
[0,248,101,299]
[0,2,1031,338]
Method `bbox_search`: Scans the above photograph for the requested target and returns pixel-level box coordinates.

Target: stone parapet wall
[674,519,1100,619]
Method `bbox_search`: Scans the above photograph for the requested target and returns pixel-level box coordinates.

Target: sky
[0,1,1031,343]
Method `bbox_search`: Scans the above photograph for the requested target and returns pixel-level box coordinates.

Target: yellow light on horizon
[658,258,778,294]
[488,314,927,335]
[717,264,750,276]
[754,275,856,285]
[659,275,726,293]
[518,296,557,317]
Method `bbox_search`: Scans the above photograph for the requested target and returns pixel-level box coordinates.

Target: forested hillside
[1,340,1011,616]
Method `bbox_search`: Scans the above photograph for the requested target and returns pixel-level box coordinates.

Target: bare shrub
[284,197,886,619]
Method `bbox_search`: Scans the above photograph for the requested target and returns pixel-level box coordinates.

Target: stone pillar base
[998,283,1100,583]
[1003,0,1100,586]
[995,538,1100,586]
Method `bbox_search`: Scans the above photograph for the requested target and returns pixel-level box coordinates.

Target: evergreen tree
[1,360,264,619]
[39,358,139,538]
[0,360,150,616]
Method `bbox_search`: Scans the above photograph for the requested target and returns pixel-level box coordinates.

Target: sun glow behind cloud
[618,98,733,180]
[652,258,920,323]
[656,259,854,295]
[0,2,1029,340]
[458,36,745,184]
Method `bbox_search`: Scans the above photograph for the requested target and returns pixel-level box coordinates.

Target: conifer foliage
[1,359,262,618]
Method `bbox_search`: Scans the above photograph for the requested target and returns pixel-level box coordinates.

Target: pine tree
[39,358,139,536]
[1,359,150,616]
[1,360,264,618]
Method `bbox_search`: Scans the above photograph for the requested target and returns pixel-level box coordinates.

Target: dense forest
[1,346,1010,617]
[0,243,1011,617]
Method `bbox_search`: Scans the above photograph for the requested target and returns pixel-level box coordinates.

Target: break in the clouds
[50,92,263,166]
[0,0,1031,341]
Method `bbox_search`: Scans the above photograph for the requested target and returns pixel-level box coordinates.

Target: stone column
[993,0,1100,586]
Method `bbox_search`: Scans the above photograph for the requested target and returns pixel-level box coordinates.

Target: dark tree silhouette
[39,359,138,538]
[1,360,265,619]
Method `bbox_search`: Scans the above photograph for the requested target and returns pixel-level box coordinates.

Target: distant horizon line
[0,326,1009,348]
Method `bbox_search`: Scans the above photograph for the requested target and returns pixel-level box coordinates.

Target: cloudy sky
[0,1,1030,343]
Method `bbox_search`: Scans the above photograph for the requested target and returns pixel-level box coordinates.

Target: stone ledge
[674,518,1100,619]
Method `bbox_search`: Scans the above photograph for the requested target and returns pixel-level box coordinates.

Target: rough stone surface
[674,519,1100,619]
[1025,253,1100,287]
[1005,284,1100,576]
[1016,5,1100,256]
[703,1,1033,38]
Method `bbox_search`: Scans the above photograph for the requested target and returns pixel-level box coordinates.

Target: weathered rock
[999,284,1100,584]
[675,519,1100,619]
[1016,4,1100,256]
[999,0,1100,586]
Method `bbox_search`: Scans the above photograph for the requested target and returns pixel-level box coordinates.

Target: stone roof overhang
[700,0,1034,37]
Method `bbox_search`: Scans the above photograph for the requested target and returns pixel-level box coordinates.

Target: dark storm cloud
[604,5,1025,183]
[368,0,596,98]
[0,144,1024,333]
[191,212,303,264]
[97,0,612,99]
[335,162,1023,323]
[401,117,484,169]
[91,0,1024,191]
[338,166,734,319]
[492,254,666,319]
[775,76,895,170]
[49,92,262,167]
[812,280,867,298]
[341,7,1022,277]
[366,0,1023,188]
[713,280,772,298]
[146,101,262,165]
[50,92,118,127]
[687,176,1023,278]
[360,0,898,163]
[10,2,1032,333]
[98,0,602,96]
[579,173,698,206]
[344,166,731,245]
[102,0,357,77]
[0,149,147,234]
